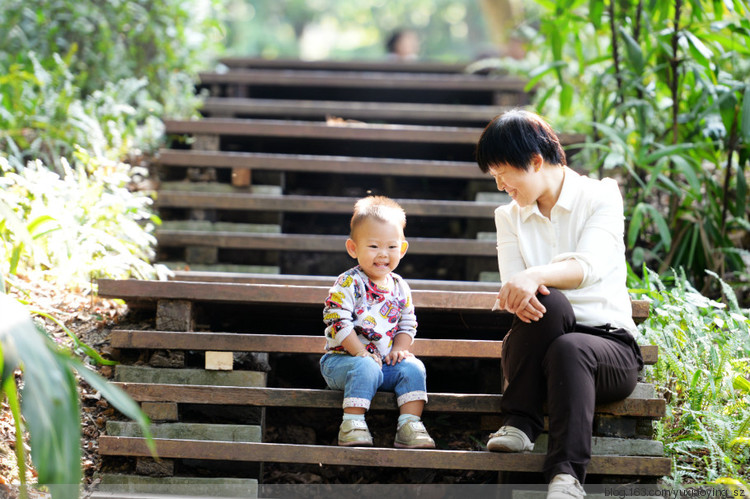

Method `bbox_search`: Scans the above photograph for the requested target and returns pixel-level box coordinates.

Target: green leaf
[73,360,157,458]
[627,203,645,248]
[0,294,81,494]
[618,26,645,75]
[560,82,574,115]
[741,86,750,143]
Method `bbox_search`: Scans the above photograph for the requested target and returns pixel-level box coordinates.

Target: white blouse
[494,167,637,335]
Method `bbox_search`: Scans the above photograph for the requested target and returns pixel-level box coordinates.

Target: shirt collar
[518,167,578,222]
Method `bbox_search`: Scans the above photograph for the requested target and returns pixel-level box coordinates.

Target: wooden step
[164,118,583,146]
[165,271,502,291]
[97,280,652,323]
[98,438,672,477]
[197,68,526,92]
[109,331,657,365]
[111,383,665,418]
[199,97,508,126]
[157,150,486,180]
[217,57,471,73]
[106,421,262,442]
[156,192,498,219]
[156,231,496,257]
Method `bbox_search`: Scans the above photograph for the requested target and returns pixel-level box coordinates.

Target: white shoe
[547,473,586,499]
[486,425,534,452]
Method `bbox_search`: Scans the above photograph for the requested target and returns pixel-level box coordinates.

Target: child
[319,196,435,448]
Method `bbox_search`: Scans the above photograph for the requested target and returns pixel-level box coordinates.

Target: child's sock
[397,413,420,429]
[343,413,365,422]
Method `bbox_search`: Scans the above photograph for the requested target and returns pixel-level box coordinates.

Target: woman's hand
[497,270,549,323]
[384,348,414,365]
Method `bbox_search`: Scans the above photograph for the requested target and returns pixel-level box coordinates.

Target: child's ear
[345,238,358,259]
[400,240,409,257]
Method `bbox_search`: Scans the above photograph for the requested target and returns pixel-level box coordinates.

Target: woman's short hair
[475,109,566,172]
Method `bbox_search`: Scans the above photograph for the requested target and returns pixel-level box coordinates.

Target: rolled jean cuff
[343,397,371,410]
[397,390,428,406]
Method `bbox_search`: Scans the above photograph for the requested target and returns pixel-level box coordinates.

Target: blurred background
[216,0,528,62]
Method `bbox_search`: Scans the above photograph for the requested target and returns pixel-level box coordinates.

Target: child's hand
[384,349,414,365]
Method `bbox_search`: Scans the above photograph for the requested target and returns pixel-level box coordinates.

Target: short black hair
[475,109,566,173]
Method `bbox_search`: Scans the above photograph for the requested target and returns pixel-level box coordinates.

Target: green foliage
[219,0,491,61]
[0,0,224,101]
[525,0,750,292]
[0,154,167,288]
[0,291,154,498]
[630,267,750,484]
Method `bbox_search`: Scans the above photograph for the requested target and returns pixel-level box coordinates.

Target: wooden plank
[97,280,652,322]
[167,271,503,292]
[198,69,527,92]
[113,383,665,417]
[108,331,657,365]
[155,231,496,257]
[156,192,498,219]
[217,57,470,73]
[109,331,502,358]
[97,280,499,311]
[157,150,486,180]
[163,118,585,146]
[98,437,672,476]
[200,97,507,123]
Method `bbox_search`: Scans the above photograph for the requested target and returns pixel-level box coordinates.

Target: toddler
[319,196,435,448]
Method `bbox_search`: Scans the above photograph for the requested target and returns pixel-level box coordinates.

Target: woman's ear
[400,240,409,257]
[345,238,358,259]
[532,153,544,172]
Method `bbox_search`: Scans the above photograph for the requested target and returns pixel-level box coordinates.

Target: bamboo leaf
[741,86,750,143]
[618,26,645,74]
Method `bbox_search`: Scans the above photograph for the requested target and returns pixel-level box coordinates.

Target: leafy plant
[0,290,154,499]
[630,267,750,484]
[525,0,750,293]
[0,154,168,289]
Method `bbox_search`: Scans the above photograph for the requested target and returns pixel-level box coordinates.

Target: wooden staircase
[92,57,670,497]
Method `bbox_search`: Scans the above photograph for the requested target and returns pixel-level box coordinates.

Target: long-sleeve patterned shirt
[323,266,417,357]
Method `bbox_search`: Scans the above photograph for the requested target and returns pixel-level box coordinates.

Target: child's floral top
[323,266,417,357]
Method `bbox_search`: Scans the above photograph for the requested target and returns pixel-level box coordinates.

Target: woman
[475,110,643,499]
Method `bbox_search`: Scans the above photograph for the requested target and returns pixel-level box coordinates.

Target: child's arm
[384,332,415,365]
[384,279,417,365]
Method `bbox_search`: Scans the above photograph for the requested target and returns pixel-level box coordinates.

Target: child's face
[346,218,408,286]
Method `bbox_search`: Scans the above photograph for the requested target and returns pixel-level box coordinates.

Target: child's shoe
[338,419,373,446]
[394,420,435,449]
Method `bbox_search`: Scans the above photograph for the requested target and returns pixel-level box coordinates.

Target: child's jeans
[320,353,428,410]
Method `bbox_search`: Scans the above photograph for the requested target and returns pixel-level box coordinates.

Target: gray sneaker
[547,473,586,499]
[486,425,534,452]
[338,419,373,447]
[394,420,435,449]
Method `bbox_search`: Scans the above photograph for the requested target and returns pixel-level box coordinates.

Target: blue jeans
[320,353,428,410]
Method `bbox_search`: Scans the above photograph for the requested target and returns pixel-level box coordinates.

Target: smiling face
[345,217,408,287]
[488,161,541,208]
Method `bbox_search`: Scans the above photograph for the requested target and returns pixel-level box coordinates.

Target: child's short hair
[350,196,406,236]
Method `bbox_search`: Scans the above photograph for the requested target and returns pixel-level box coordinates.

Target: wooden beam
[155,231,497,257]
[157,150,486,180]
[200,97,507,123]
[198,69,527,92]
[98,437,672,476]
[163,118,584,146]
[113,383,664,417]
[217,57,470,73]
[156,192,498,219]
[108,331,657,365]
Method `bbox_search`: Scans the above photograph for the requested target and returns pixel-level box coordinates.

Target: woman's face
[488,163,540,207]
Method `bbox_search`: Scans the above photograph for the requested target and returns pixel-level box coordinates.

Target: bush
[631,267,750,484]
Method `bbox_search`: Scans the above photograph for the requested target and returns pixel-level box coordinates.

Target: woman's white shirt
[494,167,637,336]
